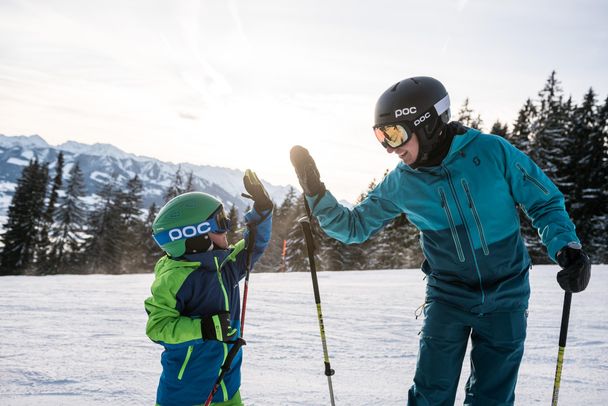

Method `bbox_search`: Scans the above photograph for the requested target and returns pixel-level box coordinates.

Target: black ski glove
[556,243,591,293]
[201,311,238,342]
[243,169,273,212]
[289,145,326,197]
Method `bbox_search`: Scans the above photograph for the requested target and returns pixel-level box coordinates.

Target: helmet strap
[412,119,449,168]
[185,234,214,254]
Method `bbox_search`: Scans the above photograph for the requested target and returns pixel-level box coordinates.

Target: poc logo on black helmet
[414,112,432,127]
[395,106,417,118]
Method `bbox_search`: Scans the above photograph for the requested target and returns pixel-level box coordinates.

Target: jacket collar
[398,127,480,173]
[154,249,231,275]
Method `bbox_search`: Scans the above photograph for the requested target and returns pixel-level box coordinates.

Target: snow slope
[0,265,606,405]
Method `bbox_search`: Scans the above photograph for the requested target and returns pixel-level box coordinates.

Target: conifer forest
[1,72,606,275]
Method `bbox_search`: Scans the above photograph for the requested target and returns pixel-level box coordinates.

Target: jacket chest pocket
[438,187,466,262]
[461,179,490,256]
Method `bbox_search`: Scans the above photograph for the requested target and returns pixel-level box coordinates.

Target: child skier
[291,76,591,405]
[145,169,273,406]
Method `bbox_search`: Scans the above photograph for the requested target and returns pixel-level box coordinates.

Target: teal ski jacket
[308,128,579,313]
[145,208,271,406]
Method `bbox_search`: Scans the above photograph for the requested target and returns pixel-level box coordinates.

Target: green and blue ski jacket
[145,208,271,406]
[309,128,579,313]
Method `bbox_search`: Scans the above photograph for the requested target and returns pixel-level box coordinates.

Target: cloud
[179,112,199,120]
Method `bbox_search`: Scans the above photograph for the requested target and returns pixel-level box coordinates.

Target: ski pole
[551,291,572,406]
[240,225,256,335]
[299,198,336,406]
[204,225,256,406]
[203,337,246,406]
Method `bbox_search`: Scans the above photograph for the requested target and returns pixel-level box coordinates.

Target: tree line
[0,72,606,275]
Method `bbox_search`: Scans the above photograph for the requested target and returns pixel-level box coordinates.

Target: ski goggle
[152,208,232,246]
[373,123,414,149]
[212,208,232,233]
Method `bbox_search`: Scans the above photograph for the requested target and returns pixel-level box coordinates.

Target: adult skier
[145,170,273,406]
[290,76,591,405]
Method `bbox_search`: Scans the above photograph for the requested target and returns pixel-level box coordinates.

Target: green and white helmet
[152,192,230,257]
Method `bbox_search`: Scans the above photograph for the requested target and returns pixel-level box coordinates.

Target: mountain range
[0,134,294,227]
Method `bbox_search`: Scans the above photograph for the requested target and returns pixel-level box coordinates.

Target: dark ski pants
[408,301,527,406]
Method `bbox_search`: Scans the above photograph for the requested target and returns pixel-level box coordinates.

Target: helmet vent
[390,82,400,92]
[410,77,420,84]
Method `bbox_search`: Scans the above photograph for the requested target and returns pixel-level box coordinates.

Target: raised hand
[290,145,326,197]
[243,169,273,212]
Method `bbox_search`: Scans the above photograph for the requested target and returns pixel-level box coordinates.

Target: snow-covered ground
[1,266,606,405]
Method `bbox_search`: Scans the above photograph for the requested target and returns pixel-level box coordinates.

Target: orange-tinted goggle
[373,123,413,149]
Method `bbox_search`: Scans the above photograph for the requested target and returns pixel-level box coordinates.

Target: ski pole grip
[221,338,247,373]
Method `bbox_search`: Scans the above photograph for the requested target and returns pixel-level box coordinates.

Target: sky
[1,0,607,203]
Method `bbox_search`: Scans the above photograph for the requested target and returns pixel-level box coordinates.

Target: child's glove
[290,145,325,197]
[556,243,591,293]
[243,169,273,212]
[201,311,238,342]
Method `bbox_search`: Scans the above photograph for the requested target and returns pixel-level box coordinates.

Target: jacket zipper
[215,256,230,401]
[442,166,485,305]
[214,256,230,311]
[461,179,489,256]
[220,343,229,400]
[515,163,549,195]
[177,345,194,380]
[439,187,465,262]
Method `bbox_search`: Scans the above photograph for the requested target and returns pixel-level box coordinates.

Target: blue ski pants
[408,301,527,406]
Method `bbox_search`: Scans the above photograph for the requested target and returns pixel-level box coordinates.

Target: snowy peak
[0,134,294,217]
[57,141,140,161]
[0,134,49,149]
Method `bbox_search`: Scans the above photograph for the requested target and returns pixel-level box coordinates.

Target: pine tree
[48,162,87,273]
[142,202,163,269]
[591,96,608,262]
[531,71,568,179]
[526,72,572,262]
[256,187,300,272]
[457,98,483,130]
[558,96,577,210]
[184,171,196,193]
[117,175,145,272]
[84,182,124,273]
[0,159,49,274]
[490,120,509,137]
[571,91,608,262]
[285,196,310,272]
[509,98,537,155]
[36,152,64,270]
[318,231,350,271]
[164,166,184,203]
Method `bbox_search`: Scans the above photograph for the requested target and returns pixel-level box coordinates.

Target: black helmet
[374,76,450,163]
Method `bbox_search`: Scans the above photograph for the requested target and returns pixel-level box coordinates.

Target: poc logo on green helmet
[168,221,213,242]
